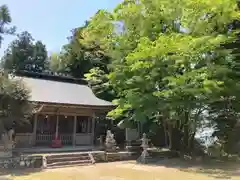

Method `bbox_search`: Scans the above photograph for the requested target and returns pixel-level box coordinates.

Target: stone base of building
[0,151,137,170]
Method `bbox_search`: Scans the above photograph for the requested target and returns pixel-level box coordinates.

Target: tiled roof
[13,76,114,107]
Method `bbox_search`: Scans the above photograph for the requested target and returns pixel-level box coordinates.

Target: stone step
[125,146,142,153]
[47,155,90,164]
[47,159,93,168]
[47,154,89,160]
[148,150,179,159]
[46,163,93,169]
[47,153,90,159]
[46,153,90,159]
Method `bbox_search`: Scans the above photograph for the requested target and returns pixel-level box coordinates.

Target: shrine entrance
[36,114,73,145]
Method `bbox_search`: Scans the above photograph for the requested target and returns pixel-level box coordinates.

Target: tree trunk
[0,121,4,136]
[163,120,168,147]
[167,125,172,149]
[188,132,196,152]
[183,111,190,152]
[171,127,182,151]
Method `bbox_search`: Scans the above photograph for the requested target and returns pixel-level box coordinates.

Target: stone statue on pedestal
[0,129,14,158]
[105,130,117,152]
[138,133,150,164]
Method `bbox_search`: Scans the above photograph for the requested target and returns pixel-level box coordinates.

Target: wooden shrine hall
[11,71,114,148]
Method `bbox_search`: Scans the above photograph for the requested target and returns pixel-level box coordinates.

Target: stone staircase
[125,140,142,153]
[148,149,179,159]
[46,152,95,169]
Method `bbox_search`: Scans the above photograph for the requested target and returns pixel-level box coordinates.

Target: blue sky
[0,0,122,57]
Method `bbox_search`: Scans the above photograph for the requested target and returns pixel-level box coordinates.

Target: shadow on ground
[0,168,42,179]
[140,158,240,179]
[1,159,240,179]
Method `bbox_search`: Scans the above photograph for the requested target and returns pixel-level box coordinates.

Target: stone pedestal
[137,133,150,164]
[0,144,12,158]
[105,130,117,152]
[0,151,12,158]
[0,130,14,158]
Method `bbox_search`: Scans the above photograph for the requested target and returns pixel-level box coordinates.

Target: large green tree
[0,5,33,141]
[60,24,92,78]
[52,20,111,78]
[208,4,240,154]
[51,20,114,101]
[83,0,240,152]
[32,40,48,72]
[0,73,33,134]
[2,31,48,73]
[49,52,68,74]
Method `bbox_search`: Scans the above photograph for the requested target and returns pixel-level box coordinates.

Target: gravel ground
[3,160,240,180]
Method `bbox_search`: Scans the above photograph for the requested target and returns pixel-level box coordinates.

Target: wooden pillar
[55,115,59,138]
[87,117,91,133]
[91,114,96,145]
[72,116,77,146]
[32,114,38,145]
[125,128,129,141]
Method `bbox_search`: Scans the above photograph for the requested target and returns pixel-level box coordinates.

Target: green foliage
[83,0,240,152]
[2,31,48,73]
[0,73,33,133]
[53,19,112,79]
[52,19,115,103]
[85,67,115,101]
[0,4,16,46]
[0,5,35,135]
[49,52,69,74]
[207,4,240,154]
[59,26,92,78]
[32,41,48,72]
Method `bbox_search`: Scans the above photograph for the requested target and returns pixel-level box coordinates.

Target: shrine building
[11,71,114,148]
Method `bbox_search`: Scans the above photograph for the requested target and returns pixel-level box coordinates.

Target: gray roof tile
[13,76,114,107]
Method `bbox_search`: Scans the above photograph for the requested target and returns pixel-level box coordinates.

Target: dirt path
[5,160,240,180]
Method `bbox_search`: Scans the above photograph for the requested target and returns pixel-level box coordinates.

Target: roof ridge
[13,70,88,85]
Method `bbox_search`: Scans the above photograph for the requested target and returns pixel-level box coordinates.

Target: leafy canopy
[82,0,240,151]
[0,4,16,46]
[0,73,33,133]
[2,31,48,73]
